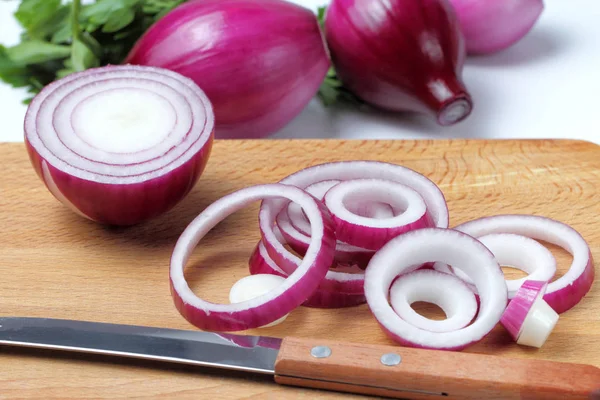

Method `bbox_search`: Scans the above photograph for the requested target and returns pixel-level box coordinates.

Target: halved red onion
[389,269,478,333]
[454,215,594,313]
[24,65,214,226]
[324,179,435,250]
[249,240,366,307]
[260,161,448,275]
[364,228,507,350]
[435,233,557,299]
[170,183,335,331]
[500,280,559,348]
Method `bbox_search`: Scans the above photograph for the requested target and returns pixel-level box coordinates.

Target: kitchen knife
[0,317,598,399]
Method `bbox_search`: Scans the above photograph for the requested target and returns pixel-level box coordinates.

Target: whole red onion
[324,0,472,126]
[125,0,329,139]
[449,0,545,55]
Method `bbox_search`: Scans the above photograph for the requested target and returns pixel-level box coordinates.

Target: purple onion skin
[278,225,374,269]
[500,280,545,341]
[332,212,436,251]
[544,251,595,314]
[324,0,472,126]
[25,135,213,226]
[125,0,330,139]
[449,0,544,55]
[248,242,366,308]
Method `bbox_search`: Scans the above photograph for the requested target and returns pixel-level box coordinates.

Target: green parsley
[0,0,185,103]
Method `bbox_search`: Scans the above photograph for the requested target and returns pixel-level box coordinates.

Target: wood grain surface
[0,139,599,399]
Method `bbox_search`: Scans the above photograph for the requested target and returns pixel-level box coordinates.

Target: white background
[1,0,599,144]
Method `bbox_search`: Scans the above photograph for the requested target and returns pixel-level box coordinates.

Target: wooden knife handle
[274,337,600,400]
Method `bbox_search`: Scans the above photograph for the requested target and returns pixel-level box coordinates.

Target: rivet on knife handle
[273,337,600,400]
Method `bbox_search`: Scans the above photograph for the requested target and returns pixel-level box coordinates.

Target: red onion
[453,215,594,314]
[259,226,366,295]
[125,0,329,139]
[262,161,449,228]
[364,228,508,351]
[324,179,435,250]
[276,210,371,267]
[500,280,558,348]
[260,161,448,284]
[278,180,375,268]
[324,0,472,126]
[24,65,214,226]
[389,269,478,333]
[249,241,367,308]
[170,183,336,331]
[449,0,544,55]
[435,233,557,299]
[261,161,448,276]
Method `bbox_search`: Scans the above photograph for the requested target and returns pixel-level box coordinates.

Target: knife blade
[0,317,598,400]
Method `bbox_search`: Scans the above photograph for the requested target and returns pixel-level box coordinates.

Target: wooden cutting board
[0,139,599,399]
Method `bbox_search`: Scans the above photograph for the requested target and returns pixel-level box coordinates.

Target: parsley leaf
[81,0,141,33]
[5,41,71,65]
[51,10,76,44]
[72,38,100,71]
[14,0,63,40]
[70,0,99,71]
[0,45,31,88]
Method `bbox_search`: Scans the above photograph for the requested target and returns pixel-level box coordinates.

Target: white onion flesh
[389,270,478,333]
[435,233,557,299]
[27,66,212,180]
[229,274,289,327]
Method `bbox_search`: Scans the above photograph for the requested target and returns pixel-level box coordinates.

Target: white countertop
[1,0,599,144]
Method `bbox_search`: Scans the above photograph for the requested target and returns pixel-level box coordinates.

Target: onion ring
[324,178,434,250]
[365,228,507,350]
[454,215,594,313]
[435,233,557,299]
[261,161,448,275]
[389,269,478,333]
[170,183,335,331]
